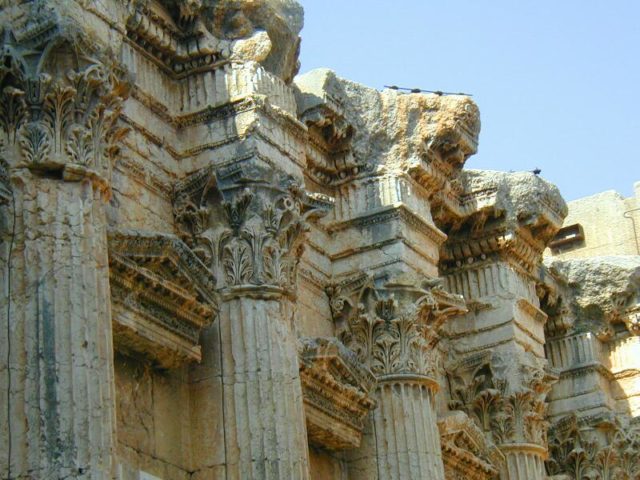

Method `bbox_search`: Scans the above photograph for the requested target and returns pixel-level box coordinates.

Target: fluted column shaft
[334,281,461,480]
[373,379,445,480]
[218,293,309,480]
[501,445,546,480]
[1,173,115,479]
[178,164,328,479]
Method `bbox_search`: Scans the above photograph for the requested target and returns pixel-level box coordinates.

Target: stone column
[176,166,329,479]
[447,350,555,480]
[332,277,466,480]
[0,47,128,479]
[216,294,308,479]
[373,377,443,478]
[500,445,547,480]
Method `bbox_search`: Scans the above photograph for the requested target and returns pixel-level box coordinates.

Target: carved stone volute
[447,353,557,448]
[329,273,466,382]
[0,24,130,198]
[173,161,333,297]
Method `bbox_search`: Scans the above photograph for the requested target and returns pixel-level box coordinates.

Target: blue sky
[298,0,639,201]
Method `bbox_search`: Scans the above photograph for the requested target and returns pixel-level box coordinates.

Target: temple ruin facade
[0,1,638,479]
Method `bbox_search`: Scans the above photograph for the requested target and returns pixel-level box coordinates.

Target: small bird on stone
[532,168,542,175]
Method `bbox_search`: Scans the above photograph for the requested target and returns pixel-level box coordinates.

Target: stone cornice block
[438,411,504,479]
[108,228,218,368]
[298,336,377,450]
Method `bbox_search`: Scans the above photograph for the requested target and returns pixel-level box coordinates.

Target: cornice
[441,227,545,276]
[108,229,218,368]
[124,6,226,78]
[298,337,377,450]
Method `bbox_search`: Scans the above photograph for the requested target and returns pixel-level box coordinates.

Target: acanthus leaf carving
[546,415,640,480]
[447,354,556,448]
[172,161,334,296]
[330,274,465,379]
[0,34,130,194]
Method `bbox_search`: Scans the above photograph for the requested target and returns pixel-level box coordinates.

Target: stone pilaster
[0,27,129,480]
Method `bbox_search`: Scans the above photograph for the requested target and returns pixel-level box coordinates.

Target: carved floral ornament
[327,274,466,381]
[447,354,556,448]
[172,163,333,296]
[0,40,129,197]
[546,415,640,480]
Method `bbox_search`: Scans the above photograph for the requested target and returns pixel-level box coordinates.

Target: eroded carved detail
[438,411,505,480]
[298,337,377,450]
[125,0,303,81]
[544,257,640,339]
[108,229,218,368]
[447,353,556,448]
[440,171,567,277]
[546,415,640,480]
[329,273,466,380]
[0,25,130,195]
[173,161,333,296]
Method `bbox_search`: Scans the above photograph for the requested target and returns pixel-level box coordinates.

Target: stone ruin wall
[0,1,638,479]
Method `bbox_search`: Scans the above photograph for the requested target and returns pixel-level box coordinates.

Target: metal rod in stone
[383,85,472,96]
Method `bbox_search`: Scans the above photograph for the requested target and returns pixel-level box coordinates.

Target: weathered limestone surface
[542,178,640,479]
[538,255,640,479]
[441,169,567,480]
[294,67,482,479]
[0,3,128,476]
[1,174,117,479]
[1,1,638,480]
[546,256,640,335]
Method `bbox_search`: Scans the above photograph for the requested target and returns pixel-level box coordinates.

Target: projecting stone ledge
[294,68,480,193]
[545,255,640,336]
[441,170,568,274]
[108,229,219,368]
[438,411,505,480]
[299,337,377,450]
[126,0,303,82]
[459,169,567,239]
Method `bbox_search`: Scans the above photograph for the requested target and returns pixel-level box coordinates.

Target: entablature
[298,337,376,450]
[108,229,218,368]
[440,170,568,278]
[439,411,504,480]
[441,228,544,276]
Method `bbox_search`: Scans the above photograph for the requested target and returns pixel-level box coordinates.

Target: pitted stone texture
[1,174,116,479]
[167,0,304,82]
[460,170,568,232]
[545,256,640,326]
[295,68,480,173]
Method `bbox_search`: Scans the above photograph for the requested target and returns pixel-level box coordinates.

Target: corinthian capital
[173,161,333,297]
[447,353,557,447]
[328,273,466,381]
[0,25,130,197]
